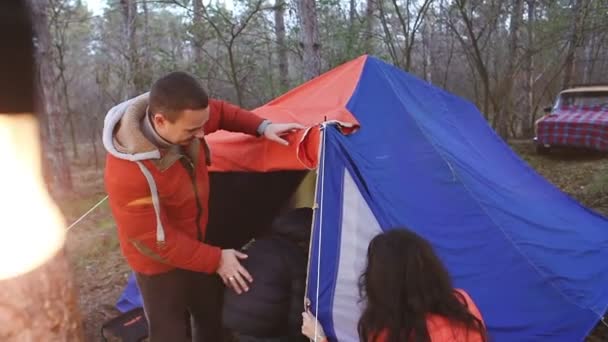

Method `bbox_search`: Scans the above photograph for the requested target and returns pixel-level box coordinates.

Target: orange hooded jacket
[103,93,265,275]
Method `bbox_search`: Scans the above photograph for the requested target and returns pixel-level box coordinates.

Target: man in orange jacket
[103,71,303,341]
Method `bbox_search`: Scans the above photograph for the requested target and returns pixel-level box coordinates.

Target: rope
[66,195,109,231]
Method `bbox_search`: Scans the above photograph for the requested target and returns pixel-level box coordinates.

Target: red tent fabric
[207,56,366,172]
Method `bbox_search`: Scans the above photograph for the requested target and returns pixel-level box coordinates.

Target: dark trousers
[135,269,224,342]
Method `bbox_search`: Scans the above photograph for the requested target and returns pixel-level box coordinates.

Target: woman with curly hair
[302,228,487,342]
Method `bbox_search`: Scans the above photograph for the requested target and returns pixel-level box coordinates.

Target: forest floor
[58,140,608,341]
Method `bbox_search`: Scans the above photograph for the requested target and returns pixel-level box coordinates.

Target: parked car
[534,84,608,154]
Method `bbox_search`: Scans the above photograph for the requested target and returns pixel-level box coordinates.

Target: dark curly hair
[357,228,487,342]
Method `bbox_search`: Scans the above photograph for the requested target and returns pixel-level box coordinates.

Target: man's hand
[263,123,305,146]
[217,249,253,294]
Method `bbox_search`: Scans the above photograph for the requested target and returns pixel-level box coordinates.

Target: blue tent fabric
[306,57,608,341]
[116,272,143,313]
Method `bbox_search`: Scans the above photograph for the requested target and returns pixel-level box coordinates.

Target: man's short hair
[149,71,209,122]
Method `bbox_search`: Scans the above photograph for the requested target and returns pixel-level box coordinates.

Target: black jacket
[222,236,308,340]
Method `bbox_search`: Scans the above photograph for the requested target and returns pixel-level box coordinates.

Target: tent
[116,55,608,341]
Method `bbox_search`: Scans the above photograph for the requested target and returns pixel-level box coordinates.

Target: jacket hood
[102,92,161,161]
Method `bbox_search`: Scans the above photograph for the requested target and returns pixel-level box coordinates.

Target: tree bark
[390,0,433,71]
[349,0,357,25]
[346,0,357,56]
[582,35,593,84]
[275,0,289,92]
[562,0,584,88]
[49,3,79,160]
[496,0,523,139]
[0,249,84,341]
[363,0,375,54]
[265,34,277,98]
[581,0,598,84]
[90,116,101,171]
[0,2,82,339]
[54,27,77,160]
[29,0,73,193]
[442,31,455,88]
[120,0,139,98]
[204,1,262,103]
[296,0,321,81]
[389,0,409,68]
[141,0,152,86]
[377,0,399,65]
[192,0,205,70]
[227,45,244,106]
[524,0,536,137]
[422,17,434,82]
[451,0,496,121]
[60,66,78,159]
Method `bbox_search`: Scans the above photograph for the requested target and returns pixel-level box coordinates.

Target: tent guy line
[66,195,109,232]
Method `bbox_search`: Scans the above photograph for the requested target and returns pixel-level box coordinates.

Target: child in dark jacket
[222,208,312,342]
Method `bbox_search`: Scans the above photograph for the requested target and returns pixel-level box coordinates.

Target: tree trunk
[0,249,84,341]
[582,35,593,84]
[275,0,289,92]
[582,0,597,85]
[265,34,277,98]
[562,0,584,88]
[524,0,536,137]
[442,32,455,88]
[452,0,494,121]
[56,39,79,160]
[377,0,399,65]
[227,45,244,106]
[349,0,357,25]
[120,0,138,98]
[296,0,321,81]
[364,0,375,54]
[49,4,79,160]
[61,75,78,160]
[203,0,262,102]
[29,0,73,193]
[496,0,523,139]
[192,0,205,70]
[141,0,152,86]
[347,0,357,56]
[389,0,409,69]
[392,0,433,71]
[422,18,433,82]
[0,2,83,339]
[91,116,101,171]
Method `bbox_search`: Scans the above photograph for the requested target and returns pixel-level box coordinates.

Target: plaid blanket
[536,105,608,152]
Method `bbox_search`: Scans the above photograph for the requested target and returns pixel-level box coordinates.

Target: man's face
[153,107,210,146]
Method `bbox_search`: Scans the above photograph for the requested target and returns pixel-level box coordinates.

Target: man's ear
[153,113,167,127]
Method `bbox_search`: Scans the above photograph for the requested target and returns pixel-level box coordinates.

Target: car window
[559,91,608,108]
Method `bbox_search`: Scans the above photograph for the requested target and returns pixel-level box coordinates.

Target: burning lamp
[0,114,66,280]
[0,0,65,280]
[0,2,83,340]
